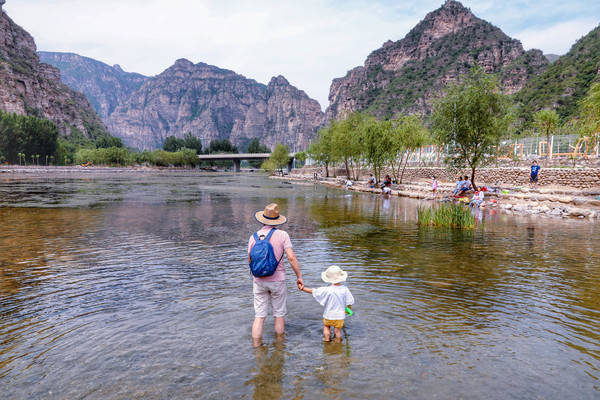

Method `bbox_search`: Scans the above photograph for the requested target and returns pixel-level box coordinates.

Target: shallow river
[1,172,599,399]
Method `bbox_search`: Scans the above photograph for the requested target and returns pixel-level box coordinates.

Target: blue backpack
[249,228,283,277]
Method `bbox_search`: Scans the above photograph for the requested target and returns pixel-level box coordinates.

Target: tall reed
[417,203,477,229]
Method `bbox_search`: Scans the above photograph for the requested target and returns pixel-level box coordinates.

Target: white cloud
[3,1,599,109]
[516,19,599,54]
[3,0,425,109]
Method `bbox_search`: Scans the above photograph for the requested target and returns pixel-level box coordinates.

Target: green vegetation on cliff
[515,26,600,122]
[0,110,58,164]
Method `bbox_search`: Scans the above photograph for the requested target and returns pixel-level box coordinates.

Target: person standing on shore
[530,161,541,185]
[248,203,304,347]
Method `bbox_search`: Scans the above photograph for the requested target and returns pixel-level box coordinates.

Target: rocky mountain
[38,51,148,120]
[0,9,108,138]
[107,59,324,150]
[326,0,548,120]
[515,26,600,121]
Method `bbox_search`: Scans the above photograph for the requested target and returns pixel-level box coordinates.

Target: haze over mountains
[2,1,600,151]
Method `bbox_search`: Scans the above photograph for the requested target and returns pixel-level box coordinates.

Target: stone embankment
[280,168,600,220]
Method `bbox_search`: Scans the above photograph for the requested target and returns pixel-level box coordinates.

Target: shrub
[261,159,276,174]
[417,203,477,229]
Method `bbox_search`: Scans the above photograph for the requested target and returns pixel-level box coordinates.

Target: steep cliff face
[263,75,325,152]
[0,10,108,137]
[107,59,324,150]
[326,0,548,120]
[38,51,148,120]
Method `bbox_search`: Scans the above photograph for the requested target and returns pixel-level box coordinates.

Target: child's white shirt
[312,284,355,320]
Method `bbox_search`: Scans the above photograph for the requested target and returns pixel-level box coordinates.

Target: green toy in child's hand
[345,307,353,316]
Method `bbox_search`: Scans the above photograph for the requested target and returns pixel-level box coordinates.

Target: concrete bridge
[197,153,295,172]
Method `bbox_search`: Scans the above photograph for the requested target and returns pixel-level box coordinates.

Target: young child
[470,190,485,208]
[298,265,354,342]
[431,176,438,194]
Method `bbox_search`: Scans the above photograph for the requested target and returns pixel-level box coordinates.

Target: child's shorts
[323,319,344,328]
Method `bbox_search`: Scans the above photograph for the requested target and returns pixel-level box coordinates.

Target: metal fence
[498,134,599,159]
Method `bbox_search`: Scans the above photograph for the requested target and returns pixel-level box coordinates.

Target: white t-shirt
[312,284,355,320]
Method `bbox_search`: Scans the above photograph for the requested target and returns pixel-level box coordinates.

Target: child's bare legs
[323,325,331,342]
[333,327,342,342]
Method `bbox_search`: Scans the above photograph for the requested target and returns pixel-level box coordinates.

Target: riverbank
[0,165,226,177]
[275,171,600,220]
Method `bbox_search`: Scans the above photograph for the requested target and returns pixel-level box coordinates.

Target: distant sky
[5,0,599,109]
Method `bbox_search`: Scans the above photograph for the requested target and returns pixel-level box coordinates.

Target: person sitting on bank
[383,175,392,188]
[530,161,541,184]
[470,190,484,208]
[453,176,464,196]
[461,176,472,193]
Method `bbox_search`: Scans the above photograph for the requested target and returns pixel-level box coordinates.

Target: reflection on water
[0,172,599,399]
[247,341,285,400]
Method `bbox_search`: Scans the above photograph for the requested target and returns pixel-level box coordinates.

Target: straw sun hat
[255,203,287,226]
[321,265,348,284]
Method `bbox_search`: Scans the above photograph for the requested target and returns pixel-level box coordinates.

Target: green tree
[0,113,20,163]
[183,132,203,154]
[247,138,270,168]
[332,112,366,180]
[390,115,429,183]
[269,143,291,175]
[0,111,58,164]
[163,135,186,152]
[204,139,238,167]
[96,135,123,149]
[533,109,560,163]
[261,159,277,174]
[308,125,337,177]
[432,66,512,190]
[362,116,394,182]
[207,139,238,154]
[294,151,307,168]
[578,82,600,157]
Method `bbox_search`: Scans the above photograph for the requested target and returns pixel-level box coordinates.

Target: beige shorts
[253,280,287,318]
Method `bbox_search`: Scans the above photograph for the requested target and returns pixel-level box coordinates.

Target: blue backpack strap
[265,228,285,266]
[264,227,277,241]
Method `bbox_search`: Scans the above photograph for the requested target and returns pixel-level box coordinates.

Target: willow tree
[432,67,512,190]
[269,143,291,175]
[533,109,560,163]
[390,115,429,184]
[579,82,600,157]
[308,124,337,177]
[362,116,394,182]
[332,112,366,180]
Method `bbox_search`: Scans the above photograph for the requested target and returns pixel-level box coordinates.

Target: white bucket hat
[321,265,348,284]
